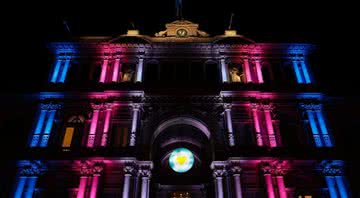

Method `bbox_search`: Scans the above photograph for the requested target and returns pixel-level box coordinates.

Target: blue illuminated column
[292,60,304,84]
[30,109,47,147]
[14,176,26,198]
[50,59,62,83]
[335,176,348,198]
[307,111,323,147]
[220,57,229,82]
[135,57,144,82]
[23,176,38,198]
[316,111,333,147]
[325,176,339,198]
[300,60,311,84]
[59,58,71,83]
[40,110,56,147]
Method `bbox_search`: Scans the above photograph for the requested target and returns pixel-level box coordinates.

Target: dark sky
[2,0,358,95]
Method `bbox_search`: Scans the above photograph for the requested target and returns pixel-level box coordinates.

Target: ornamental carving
[213,168,227,178]
[139,169,152,178]
[260,160,289,175]
[299,103,322,111]
[40,103,63,110]
[91,103,106,110]
[19,161,43,176]
[79,161,104,176]
[320,161,344,176]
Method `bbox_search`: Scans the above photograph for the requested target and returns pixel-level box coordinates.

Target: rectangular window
[62,127,74,147]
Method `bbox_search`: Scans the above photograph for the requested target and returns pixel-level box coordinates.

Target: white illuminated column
[231,165,243,198]
[254,59,264,83]
[99,59,109,83]
[112,58,121,82]
[243,59,252,83]
[224,104,235,146]
[221,57,229,82]
[211,162,227,198]
[138,163,152,198]
[136,57,144,82]
[122,164,135,198]
[130,104,141,146]
[101,104,112,147]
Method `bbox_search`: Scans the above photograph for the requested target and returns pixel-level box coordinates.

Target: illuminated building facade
[11,20,352,198]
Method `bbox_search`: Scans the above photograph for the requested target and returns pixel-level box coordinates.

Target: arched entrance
[151,117,214,198]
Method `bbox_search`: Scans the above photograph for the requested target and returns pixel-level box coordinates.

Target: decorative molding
[79,161,104,176]
[299,103,322,111]
[19,161,44,176]
[40,103,63,110]
[260,161,289,176]
[320,160,344,176]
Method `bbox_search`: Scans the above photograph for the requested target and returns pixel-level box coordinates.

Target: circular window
[169,148,194,173]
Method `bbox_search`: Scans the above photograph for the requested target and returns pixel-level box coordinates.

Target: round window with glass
[169,148,194,173]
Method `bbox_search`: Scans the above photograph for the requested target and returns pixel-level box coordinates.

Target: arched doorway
[151,117,214,198]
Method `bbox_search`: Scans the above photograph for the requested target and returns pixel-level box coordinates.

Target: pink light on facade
[264,110,277,147]
[277,176,287,198]
[87,110,100,147]
[101,109,112,146]
[255,60,264,83]
[99,59,109,83]
[264,174,275,198]
[252,109,263,146]
[243,59,252,83]
[77,176,88,198]
[90,175,99,198]
[112,58,120,82]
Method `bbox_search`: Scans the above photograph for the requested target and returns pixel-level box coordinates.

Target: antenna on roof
[130,21,136,29]
[228,13,234,30]
[63,20,71,33]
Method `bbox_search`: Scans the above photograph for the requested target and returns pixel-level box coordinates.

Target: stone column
[243,58,252,83]
[300,104,324,147]
[224,104,235,147]
[129,104,141,146]
[261,163,275,198]
[101,103,113,147]
[322,162,348,198]
[136,56,144,82]
[300,60,311,84]
[90,162,104,198]
[30,108,47,147]
[87,104,103,148]
[122,162,136,198]
[230,163,243,198]
[59,58,71,83]
[211,162,227,198]
[220,57,229,82]
[292,60,304,84]
[139,161,153,198]
[15,161,42,198]
[99,59,109,83]
[50,59,62,83]
[112,58,121,82]
[254,59,264,83]
[263,105,277,147]
[40,109,56,147]
[77,161,93,198]
[250,103,264,146]
[316,110,333,147]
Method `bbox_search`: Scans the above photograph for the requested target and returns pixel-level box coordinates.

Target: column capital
[230,165,242,175]
[130,103,143,111]
[299,103,322,111]
[40,103,63,110]
[223,103,232,110]
[260,161,289,175]
[211,161,228,178]
[320,160,344,176]
[123,161,138,176]
[260,104,274,111]
[91,103,107,110]
[92,161,105,175]
[18,161,44,176]
[79,161,104,176]
[104,103,114,110]
[250,103,260,110]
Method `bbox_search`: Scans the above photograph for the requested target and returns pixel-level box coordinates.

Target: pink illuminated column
[130,104,141,146]
[224,104,235,146]
[99,59,109,83]
[101,104,113,147]
[263,105,277,147]
[90,162,104,198]
[276,175,287,198]
[77,176,88,198]
[112,58,121,82]
[250,104,264,146]
[243,58,252,83]
[87,104,102,148]
[254,59,264,83]
[264,174,275,198]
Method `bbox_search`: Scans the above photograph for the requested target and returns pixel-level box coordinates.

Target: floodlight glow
[169,148,194,173]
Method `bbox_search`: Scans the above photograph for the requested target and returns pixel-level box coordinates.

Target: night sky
[1,0,359,196]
